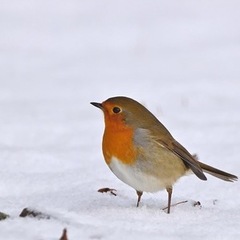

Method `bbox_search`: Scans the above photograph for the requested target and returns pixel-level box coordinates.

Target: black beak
[90,102,103,109]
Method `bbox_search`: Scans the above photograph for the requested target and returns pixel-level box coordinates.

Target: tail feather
[199,162,238,182]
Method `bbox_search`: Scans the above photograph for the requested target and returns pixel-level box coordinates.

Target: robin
[91,96,238,213]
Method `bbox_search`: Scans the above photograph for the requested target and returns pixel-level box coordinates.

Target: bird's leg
[166,187,173,214]
[136,190,143,207]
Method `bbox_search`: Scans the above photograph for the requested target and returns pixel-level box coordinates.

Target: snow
[0,0,240,239]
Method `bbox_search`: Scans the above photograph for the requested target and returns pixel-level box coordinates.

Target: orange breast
[102,119,137,165]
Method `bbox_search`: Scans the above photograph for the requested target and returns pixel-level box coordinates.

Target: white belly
[109,156,166,192]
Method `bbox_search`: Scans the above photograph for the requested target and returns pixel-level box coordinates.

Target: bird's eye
[112,107,121,114]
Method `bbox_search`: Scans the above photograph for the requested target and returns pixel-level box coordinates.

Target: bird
[91,96,238,213]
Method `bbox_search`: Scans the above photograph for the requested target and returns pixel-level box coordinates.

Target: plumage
[91,96,238,213]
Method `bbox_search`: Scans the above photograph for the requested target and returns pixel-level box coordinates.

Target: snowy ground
[0,0,240,239]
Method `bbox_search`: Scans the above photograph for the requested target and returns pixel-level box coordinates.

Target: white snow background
[0,0,240,239]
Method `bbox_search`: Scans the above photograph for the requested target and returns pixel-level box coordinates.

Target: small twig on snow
[60,228,68,240]
[98,187,117,196]
[162,200,188,211]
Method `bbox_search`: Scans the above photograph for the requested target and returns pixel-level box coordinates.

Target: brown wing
[158,139,207,181]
